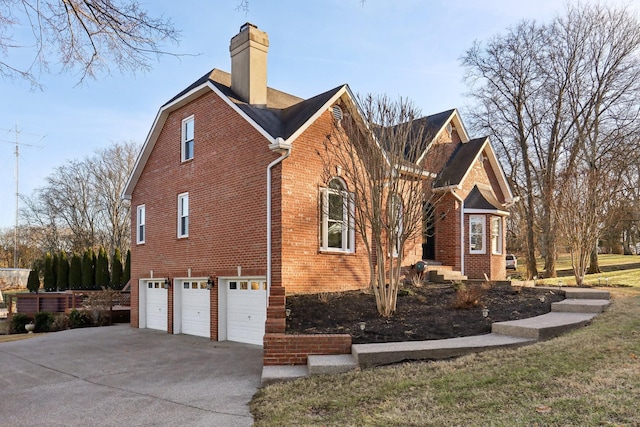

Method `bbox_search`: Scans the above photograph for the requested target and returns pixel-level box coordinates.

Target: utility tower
[1,125,44,268]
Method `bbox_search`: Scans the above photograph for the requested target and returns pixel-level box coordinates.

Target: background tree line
[28,248,131,292]
[463,3,640,280]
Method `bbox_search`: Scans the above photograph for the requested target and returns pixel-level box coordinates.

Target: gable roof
[123,68,351,198]
[415,109,469,164]
[465,185,502,210]
[433,137,515,205]
[433,137,487,188]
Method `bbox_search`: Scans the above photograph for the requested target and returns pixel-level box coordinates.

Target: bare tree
[21,140,138,255]
[323,94,446,317]
[462,3,640,279]
[90,141,137,255]
[555,166,621,286]
[0,0,180,86]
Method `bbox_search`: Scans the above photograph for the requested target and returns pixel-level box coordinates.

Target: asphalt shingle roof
[465,185,503,210]
[163,68,344,140]
[433,137,488,188]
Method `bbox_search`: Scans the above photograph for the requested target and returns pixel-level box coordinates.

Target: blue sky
[0,0,637,229]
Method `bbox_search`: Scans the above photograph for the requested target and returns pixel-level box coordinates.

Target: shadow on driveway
[0,324,263,426]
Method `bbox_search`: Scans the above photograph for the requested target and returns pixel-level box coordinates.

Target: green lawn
[252,258,640,426]
[511,254,640,288]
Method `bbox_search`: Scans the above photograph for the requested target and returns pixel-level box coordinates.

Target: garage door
[180,280,210,338]
[146,280,168,331]
[226,279,267,345]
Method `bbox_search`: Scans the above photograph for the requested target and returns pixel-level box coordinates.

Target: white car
[506,254,517,270]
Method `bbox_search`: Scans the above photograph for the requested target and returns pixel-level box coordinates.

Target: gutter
[266,137,292,306]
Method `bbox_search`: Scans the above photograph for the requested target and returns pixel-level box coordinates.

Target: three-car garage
[138,276,267,346]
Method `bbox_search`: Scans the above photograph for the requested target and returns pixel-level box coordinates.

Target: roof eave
[123,80,278,199]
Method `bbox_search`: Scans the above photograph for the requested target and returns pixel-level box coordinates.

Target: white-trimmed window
[469,215,486,254]
[491,216,503,255]
[320,178,354,252]
[136,205,145,244]
[178,192,189,238]
[181,116,194,161]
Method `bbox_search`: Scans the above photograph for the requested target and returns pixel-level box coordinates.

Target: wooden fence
[6,290,130,316]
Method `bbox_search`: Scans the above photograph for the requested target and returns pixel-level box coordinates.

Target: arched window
[320,178,355,252]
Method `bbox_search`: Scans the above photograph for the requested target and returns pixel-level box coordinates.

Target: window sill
[319,248,355,255]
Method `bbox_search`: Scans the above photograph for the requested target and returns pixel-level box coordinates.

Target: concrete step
[308,354,359,375]
[491,312,598,341]
[352,333,534,369]
[261,365,308,386]
[426,264,450,271]
[552,299,610,313]
[430,272,468,283]
[564,288,610,300]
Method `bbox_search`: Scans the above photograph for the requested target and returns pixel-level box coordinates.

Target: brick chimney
[230,23,269,106]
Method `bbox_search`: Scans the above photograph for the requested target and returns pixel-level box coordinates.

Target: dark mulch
[286,283,565,344]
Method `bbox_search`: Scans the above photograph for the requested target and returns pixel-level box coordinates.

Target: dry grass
[252,294,640,426]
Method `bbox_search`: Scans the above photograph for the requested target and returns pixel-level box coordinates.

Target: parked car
[506,254,517,270]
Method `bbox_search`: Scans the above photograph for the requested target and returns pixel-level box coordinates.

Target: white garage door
[226,279,267,345]
[146,280,168,331]
[180,280,210,338]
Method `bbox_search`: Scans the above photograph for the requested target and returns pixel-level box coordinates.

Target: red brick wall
[130,90,277,335]
[433,192,462,271]
[279,111,371,294]
[263,333,352,365]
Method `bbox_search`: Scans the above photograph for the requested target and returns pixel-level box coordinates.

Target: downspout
[267,137,292,306]
[450,190,465,276]
[460,197,465,276]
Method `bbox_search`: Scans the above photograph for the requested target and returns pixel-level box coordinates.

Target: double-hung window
[182,116,194,161]
[491,217,503,255]
[469,215,486,254]
[178,193,189,238]
[320,178,354,252]
[136,205,145,244]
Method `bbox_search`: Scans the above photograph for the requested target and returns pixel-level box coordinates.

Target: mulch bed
[286,283,565,344]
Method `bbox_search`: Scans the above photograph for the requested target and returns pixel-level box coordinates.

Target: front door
[423,203,436,260]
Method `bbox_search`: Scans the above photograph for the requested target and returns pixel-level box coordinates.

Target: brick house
[123,23,515,349]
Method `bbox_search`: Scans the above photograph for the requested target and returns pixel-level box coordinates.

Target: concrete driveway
[0,324,263,426]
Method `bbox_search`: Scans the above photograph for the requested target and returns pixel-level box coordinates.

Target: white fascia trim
[207,82,276,144]
[123,83,212,199]
[464,208,510,216]
[455,138,489,191]
[284,85,349,145]
[123,80,279,199]
[416,110,456,164]
[398,164,433,178]
[433,184,463,192]
[449,189,464,202]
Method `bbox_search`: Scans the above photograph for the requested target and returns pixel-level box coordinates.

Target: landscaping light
[359,322,366,331]
[482,308,489,318]
[539,295,546,303]
[286,308,292,318]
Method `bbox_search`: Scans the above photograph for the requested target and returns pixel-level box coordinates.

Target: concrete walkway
[262,287,610,385]
[0,324,263,426]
